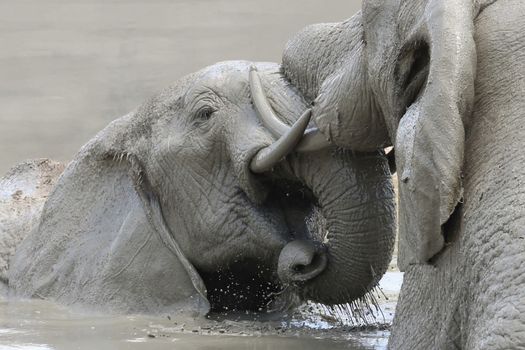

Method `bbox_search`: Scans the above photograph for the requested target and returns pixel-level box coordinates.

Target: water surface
[0,298,384,350]
[0,272,402,349]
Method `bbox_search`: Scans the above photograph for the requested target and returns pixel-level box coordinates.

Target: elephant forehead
[185,72,251,105]
[179,64,256,106]
[141,60,285,122]
[182,61,284,107]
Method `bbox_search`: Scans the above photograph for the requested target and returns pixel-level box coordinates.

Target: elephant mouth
[200,178,326,314]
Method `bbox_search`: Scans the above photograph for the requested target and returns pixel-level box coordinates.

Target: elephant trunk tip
[277,240,328,284]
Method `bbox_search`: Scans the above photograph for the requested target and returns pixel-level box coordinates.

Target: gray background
[0,0,361,174]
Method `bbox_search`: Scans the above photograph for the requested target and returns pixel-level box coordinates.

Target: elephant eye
[193,106,216,127]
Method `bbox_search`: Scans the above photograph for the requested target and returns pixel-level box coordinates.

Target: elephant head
[9,61,395,314]
[281,0,491,268]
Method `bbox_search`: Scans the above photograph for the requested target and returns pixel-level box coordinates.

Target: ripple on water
[0,272,402,349]
[0,344,54,350]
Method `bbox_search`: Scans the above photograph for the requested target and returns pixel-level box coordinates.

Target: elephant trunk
[284,149,396,304]
[282,14,390,151]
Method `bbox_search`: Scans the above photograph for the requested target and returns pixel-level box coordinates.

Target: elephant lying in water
[277,0,525,348]
[7,61,396,315]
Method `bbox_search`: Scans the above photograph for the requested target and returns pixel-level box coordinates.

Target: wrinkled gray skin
[282,0,525,348]
[8,61,395,315]
[0,159,64,295]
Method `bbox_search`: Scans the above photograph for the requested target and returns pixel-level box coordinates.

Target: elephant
[276,0,525,348]
[7,61,396,316]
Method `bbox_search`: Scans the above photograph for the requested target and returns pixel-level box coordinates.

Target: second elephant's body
[391,2,525,348]
[279,0,525,348]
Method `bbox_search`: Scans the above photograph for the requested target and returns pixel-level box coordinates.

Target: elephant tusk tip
[250,108,312,173]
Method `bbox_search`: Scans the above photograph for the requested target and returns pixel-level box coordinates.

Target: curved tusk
[250,109,312,173]
[249,66,331,153]
[250,66,290,138]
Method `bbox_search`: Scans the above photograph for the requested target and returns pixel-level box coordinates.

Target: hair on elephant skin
[281,0,525,348]
[7,61,396,316]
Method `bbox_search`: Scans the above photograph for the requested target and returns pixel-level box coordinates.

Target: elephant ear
[392,0,478,269]
[9,117,209,315]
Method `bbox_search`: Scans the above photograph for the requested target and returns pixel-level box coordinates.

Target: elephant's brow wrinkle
[186,86,222,111]
[206,86,223,98]
[201,86,225,104]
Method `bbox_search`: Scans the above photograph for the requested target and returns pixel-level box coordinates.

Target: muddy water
[0,0,360,174]
[0,272,402,349]
[0,301,371,350]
